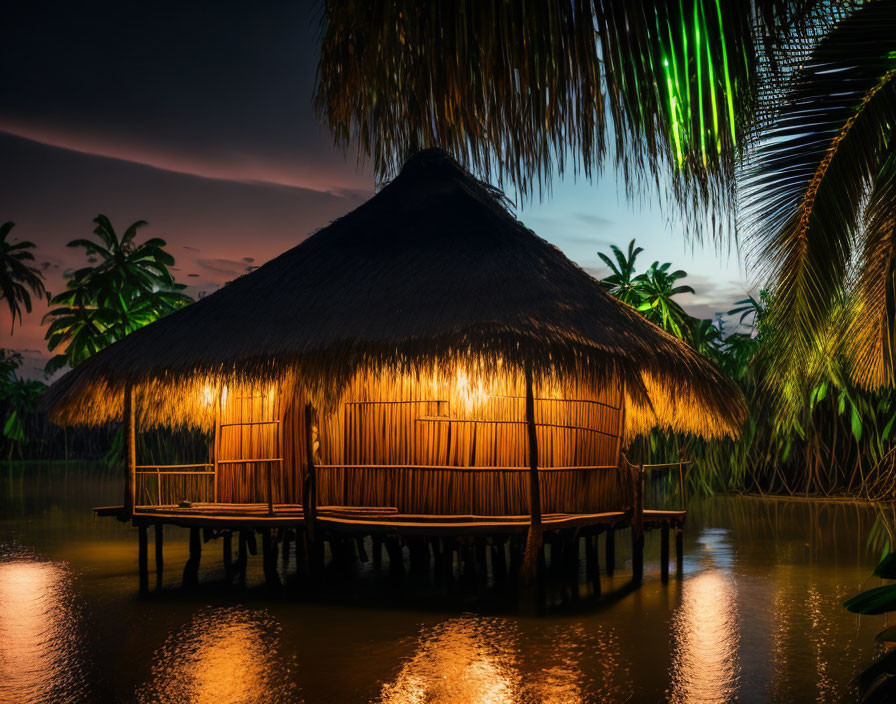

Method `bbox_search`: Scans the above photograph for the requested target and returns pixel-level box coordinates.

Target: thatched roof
[45,149,745,438]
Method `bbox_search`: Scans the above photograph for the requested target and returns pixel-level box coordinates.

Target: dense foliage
[599,240,896,500]
[43,215,192,373]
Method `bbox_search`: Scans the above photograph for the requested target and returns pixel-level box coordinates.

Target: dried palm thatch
[44,149,744,438]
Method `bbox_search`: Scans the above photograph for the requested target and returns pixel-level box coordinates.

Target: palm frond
[315,1,825,234]
[740,1,896,368]
[849,148,896,388]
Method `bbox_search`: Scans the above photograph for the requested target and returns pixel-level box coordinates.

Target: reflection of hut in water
[378,616,632,704]
[45,149,743,591]
[135,606,296,704]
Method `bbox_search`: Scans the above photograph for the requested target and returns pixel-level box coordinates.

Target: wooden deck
[96,502,633,534]
[95,497,687,601]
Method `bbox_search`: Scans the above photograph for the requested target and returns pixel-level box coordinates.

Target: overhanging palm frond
[849,148,896,388]
[315,0,820,231]
[740,1,896,369]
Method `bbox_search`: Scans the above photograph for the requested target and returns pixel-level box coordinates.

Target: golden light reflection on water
[668,531,740,704]
[0,559,91,704]
[135,606,299,704]
[377,616,632,704]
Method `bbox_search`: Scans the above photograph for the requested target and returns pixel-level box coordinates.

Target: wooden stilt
[294,526,307,576]
[492,538,508,584]
[154,523,164,588]
[223,531,233,580]
[183,526,201,587]
[661,522,670,583]
[302,403,320,570]
[261,528,280,586]
[372,536,383,571]
[237,529,249,576]
[676,527,684,574]
[588,534,601,596]
[632,464,644,584]
[605,527,615,576]
[385,538,405,576]
[137,523,148,594]
[356,536,369,563]
[521,364,543,585]
[280,528,290,570]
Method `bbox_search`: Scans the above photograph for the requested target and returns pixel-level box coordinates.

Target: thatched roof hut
[45,149,743,443]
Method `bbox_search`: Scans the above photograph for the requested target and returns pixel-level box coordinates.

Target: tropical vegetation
[43,215,192,372]
[0,221,47,335]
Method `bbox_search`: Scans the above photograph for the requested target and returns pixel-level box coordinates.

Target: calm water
[0,463,890,703]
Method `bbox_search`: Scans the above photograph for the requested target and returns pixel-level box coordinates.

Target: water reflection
[668,530,740,704]
[136,606,299,704]
[377,616,632,703]
[0,556,92,703]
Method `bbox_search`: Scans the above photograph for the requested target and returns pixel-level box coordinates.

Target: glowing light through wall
[454,368,490,413]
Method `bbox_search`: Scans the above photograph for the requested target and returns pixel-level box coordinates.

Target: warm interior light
[455,368,489,413]
[201,385,214,407]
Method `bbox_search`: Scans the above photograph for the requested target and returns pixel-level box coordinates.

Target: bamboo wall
[314,370,628,515]
[208,369,630,515]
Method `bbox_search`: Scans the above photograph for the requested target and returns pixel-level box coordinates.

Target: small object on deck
[179,500,192,508]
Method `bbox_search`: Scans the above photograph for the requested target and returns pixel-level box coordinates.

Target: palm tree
[741,2,896,388]
[597,239,644,306]
[44,216,191,371]
[634,261,696,337]
[315,1,851,230]
[0,221,47,334]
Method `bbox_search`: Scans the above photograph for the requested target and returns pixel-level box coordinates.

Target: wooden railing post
[123,382,136,517]
[521,363,543,587]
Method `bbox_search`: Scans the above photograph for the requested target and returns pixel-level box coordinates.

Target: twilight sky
[0,0,750,379]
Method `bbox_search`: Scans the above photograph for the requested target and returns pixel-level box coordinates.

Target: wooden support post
[661,522,670,583]
[223,531,233,580]
[492,538,508,584]
[123,383,136,517]
[605,527,615,576]
[261,528,280,587]
[183,526,201,587]
[237,530,249,576]
[302,403,321,573]
[355,536,369,563]
[676,527,684,575]
[281,529,291,569]
[213,388,221,502]
[586,533,601,596]
[372,536,383,571]
[521,364,543,585]
[137,523,148,594]
[385,538,405,576]
[154,523,164,589]
[632,464,644,584]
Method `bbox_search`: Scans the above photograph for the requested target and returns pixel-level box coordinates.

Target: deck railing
[135,464,214,506]
[639,461,689,512]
